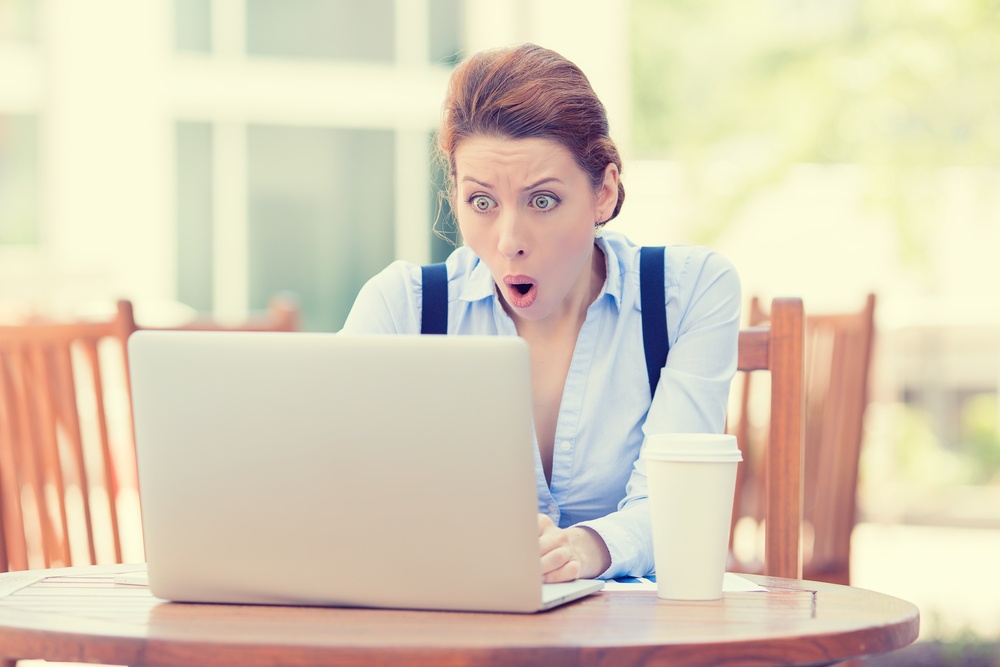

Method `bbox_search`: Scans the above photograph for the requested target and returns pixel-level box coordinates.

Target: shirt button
[558,441,572,452]
[547,504,557,514]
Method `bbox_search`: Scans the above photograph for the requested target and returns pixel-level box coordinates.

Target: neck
[508,243,607,338]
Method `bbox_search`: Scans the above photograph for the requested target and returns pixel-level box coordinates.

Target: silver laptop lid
[128,331,548,612]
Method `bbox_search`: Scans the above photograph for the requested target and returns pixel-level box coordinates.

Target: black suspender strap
[420,263,449,334]
[640,246,669,399]
[422,249,669,398]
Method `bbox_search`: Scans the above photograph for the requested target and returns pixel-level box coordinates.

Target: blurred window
[171,1,457,327]
[245,0,394,62]
[176,122,214,311]
[0,0,37,44]
[428,0,462,65]
[174,0,212,53]
[0,114,38,245]
[247,125,395,331]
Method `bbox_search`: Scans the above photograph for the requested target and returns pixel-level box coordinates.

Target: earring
[594,223,605,239]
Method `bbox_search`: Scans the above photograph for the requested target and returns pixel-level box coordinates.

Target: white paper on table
[602,573,768,593]
[113,571,150,587]
[721,572,768,592]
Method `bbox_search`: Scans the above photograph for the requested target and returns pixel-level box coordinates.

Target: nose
[497,210,527,259]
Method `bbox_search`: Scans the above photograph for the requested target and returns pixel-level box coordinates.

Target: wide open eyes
[469,194,497,212]
[465,193,559,214]
[530,194,558,211]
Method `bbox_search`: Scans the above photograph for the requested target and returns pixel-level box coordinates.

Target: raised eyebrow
[459,176,563,191]
[523,178,563,191]
[460,176,493,189]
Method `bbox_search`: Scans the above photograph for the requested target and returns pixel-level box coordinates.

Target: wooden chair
[0,294,303,569]
[0,301,139,574]
[731,295,874,584]
[0,295,301,667]
[0,302,139,667]
[728,297,805,580]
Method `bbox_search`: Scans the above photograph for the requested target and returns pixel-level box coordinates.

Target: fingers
[542,552,582,583]
[537,514,583,583]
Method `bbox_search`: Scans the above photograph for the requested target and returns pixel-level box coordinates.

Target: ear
[595,163,619,221]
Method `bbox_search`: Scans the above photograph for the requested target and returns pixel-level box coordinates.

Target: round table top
[0,564,919,667]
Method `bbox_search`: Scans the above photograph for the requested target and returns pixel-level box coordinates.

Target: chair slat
[731,298,805,580]
[763,298,805,580]
[36,342,75,567]
[0,352,29,571]
[731,294,874,584]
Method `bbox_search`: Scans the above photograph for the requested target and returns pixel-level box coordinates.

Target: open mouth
[503,275,538,309]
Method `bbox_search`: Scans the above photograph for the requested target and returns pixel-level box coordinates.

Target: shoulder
[602,233,740,334]
[661,246,741,324]
[339,260,419,333]
[360,246,480,299]
[339,246,483,334]
[364,259,421,303]
[661,246,741,333]
[662,245,739,293]
[602,232,739,299]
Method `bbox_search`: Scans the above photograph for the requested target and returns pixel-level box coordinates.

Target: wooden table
[0,564,918,667]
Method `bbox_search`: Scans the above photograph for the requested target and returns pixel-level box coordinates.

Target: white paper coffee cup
[642,433,742,600]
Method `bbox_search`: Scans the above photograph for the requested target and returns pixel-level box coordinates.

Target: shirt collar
[596,235,625,310]
[458,253,497,302]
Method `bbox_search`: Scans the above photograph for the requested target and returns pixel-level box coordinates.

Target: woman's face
[453,135,618,324]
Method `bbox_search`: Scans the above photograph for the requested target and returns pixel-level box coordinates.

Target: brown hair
[437,43,625,221]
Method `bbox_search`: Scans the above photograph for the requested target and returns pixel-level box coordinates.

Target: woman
[341,44,741,581]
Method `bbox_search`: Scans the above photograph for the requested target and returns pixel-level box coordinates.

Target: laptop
[127,330,603,613]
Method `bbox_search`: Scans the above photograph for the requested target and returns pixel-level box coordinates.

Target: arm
[578,248,742,579]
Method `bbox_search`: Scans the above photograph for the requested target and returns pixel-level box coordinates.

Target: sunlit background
[2,0,998,660]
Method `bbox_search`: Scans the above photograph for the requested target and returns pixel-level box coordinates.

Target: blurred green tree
[959,393,1000,483]
[630,0,1000,261]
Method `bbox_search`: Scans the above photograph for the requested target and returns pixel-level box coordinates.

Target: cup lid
[640,433,743,462]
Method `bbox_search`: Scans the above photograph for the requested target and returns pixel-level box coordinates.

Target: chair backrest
[730,297,805,580]
[0,301,139,570]
[156,294,300,333]
[799,294,875,584]
[1,295,303,573]
[733,294,874,584]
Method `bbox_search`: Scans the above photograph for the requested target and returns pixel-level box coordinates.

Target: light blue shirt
[340,230,741,578]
